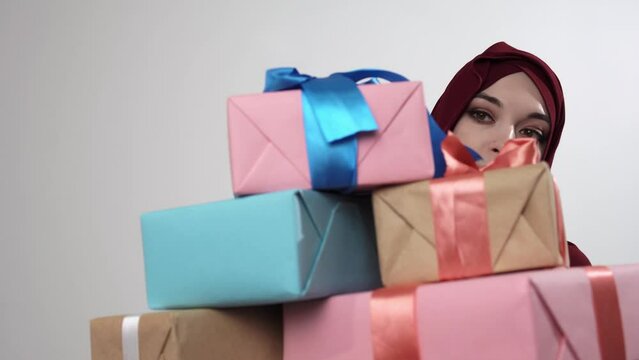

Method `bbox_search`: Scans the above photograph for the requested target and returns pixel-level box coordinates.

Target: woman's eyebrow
[475,93,502,107]
[475,93,550,124]
[529,112,551,123]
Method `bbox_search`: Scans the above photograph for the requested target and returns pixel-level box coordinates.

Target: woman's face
[452,72,550,166]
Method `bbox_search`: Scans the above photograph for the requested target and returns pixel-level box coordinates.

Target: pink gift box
[284,265,639,360]
[227,81,434,195]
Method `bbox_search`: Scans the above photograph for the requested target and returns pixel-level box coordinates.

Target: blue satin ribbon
[264,67,408,190]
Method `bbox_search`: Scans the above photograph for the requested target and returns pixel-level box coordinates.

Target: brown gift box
[372,162,566,286]
[90,307,282,360]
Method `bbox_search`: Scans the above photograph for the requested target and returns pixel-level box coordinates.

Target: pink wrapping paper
[284,265,639,360]
[227,81,434,195]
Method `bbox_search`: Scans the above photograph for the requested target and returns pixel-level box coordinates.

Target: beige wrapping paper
[372,163,565,286]
[90,307,282,360]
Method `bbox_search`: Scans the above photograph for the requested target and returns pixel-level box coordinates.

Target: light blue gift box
[141,190,381,308]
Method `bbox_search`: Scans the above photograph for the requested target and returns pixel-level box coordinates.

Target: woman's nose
[490,126,516,153]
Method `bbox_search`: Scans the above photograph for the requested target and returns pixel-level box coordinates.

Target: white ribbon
[122,315,140,360]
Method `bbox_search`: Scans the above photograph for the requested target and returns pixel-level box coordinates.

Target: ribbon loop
[483,138,541,170]
[264,67,314,92]
[441,135,540,177]
[333,69,409,84]
[441,135,480,177]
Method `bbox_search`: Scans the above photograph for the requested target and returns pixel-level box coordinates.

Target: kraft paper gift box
[141,190,381,308]
[284,265,639,360]
[90,307,281,360]
[227,80,435,196]
[372,137,567,285]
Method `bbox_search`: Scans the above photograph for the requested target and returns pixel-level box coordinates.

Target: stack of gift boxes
[91,69,638,359]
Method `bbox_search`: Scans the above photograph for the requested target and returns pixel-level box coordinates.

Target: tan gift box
[90,307,281,360]
[372,162,567,286]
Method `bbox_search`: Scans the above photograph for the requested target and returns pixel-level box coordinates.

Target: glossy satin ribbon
[122,315,140,360]
[586,266,626,360]
[429,172,492,279]
[370,285,421,360]
[264,67,408,190]
[430,136,540,279]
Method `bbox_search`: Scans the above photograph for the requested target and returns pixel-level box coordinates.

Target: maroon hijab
[432,42,591,266]
[431,41,565,166]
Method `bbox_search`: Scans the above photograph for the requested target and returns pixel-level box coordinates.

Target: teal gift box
[141,190,381,308]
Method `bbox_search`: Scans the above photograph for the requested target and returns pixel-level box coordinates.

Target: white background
[1,1,638,358]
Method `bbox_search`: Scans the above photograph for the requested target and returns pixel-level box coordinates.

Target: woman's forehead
[477,72,548,115]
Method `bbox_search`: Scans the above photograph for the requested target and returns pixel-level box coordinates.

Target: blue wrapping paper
[141,190,381,308]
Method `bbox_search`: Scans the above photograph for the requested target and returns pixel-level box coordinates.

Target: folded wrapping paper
[283,265,639,360]
[228,79,435,195]
[90,308,282,360]
[141,190,381,308]
[372,137,566,285]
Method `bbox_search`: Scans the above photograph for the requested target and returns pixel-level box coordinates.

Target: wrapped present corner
[227,68,435,195]
[284,265,639,360]
[90,307,282,360]
[141,190,381,308]
[372,136,567,285]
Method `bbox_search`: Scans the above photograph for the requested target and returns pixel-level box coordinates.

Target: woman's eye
[518,128,546,141]
[469,110,493,123]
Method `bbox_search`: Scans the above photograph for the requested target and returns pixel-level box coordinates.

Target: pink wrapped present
[284,265,639,360]
[227,81,434,195]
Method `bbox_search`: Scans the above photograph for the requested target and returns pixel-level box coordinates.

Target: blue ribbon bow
[264,67,408,190]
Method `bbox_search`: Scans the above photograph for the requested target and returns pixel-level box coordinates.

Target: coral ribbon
[586,266,626,360]
[370,286,421,360]
[429,173,492,279]
[430,136,540,280]
[442,135,541,176]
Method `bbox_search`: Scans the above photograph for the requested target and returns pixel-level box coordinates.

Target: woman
[431,41,591,266]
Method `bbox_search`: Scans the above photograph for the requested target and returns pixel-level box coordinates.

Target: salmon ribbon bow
[430,135,547,280]
[441,135,541,176]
